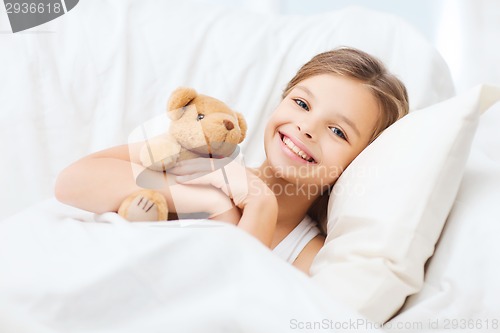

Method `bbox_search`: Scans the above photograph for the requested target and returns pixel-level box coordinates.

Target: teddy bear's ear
[235,112,247,143]
[167,87,198,120]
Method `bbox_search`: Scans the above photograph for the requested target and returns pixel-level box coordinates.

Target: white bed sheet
[0,200,374,333]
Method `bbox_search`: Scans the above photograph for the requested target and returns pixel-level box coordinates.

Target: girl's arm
[56,144,277,246]
[55,144,178,214]
[233,175,278,247]
[293,234,325,275]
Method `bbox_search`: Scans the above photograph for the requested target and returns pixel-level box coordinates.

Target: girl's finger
[177,169,235,198]
[168,146,242,175]
[168,158,215,175]
[175,172,213,183]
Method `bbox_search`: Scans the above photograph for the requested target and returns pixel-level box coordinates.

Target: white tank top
[272,216,322,263]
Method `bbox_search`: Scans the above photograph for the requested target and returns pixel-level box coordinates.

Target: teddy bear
[117,87,247,222]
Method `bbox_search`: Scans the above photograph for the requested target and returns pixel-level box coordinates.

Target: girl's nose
[297,125,313,139]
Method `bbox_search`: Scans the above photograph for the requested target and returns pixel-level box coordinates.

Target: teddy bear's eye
[197,114,205,121]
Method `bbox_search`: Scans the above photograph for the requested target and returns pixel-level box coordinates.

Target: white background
[194,0,500,94]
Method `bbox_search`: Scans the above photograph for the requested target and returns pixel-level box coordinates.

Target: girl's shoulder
[292,233,325,275]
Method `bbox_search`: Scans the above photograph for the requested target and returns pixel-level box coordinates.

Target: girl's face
[263,74,380,190]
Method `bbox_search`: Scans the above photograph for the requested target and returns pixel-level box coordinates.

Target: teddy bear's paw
[118,190,168,221]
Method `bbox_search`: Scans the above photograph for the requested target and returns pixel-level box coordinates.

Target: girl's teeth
[282,136,313,162]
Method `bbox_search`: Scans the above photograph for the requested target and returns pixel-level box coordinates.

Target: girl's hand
[168,147,240,178]
[173,153,278,247]
[173,152,271,210]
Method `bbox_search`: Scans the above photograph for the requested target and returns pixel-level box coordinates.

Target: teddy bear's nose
[223,119,234,131]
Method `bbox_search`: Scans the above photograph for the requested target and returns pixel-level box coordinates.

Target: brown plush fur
[118,87,247,221]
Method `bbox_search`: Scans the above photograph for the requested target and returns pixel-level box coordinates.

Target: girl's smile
[278,131,317,164]
[263,74,381,187]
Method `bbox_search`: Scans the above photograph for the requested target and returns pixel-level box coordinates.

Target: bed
[1,1,500,332]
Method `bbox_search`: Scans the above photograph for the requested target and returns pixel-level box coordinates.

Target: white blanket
[0,200,372,333]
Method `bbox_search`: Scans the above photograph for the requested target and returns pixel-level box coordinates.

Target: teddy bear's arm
[139,134,182,172]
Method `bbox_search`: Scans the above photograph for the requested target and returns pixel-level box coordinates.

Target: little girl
[55,47,409,275]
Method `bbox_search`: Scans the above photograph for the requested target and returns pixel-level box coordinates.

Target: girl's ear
[167,87,197,120]
[235,112,247,143]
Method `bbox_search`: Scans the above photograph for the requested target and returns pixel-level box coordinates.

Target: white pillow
[394,104,500,323]
[310,85,500,323]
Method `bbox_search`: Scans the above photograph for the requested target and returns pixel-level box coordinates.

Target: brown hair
[284,47,409,233]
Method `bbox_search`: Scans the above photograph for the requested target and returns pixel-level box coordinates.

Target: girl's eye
[330,127,347,140]
[294,99,309,111]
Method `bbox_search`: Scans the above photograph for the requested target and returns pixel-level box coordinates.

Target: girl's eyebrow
[337,114,361,138]
[295,85,314,100]
[295,85,360,138]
